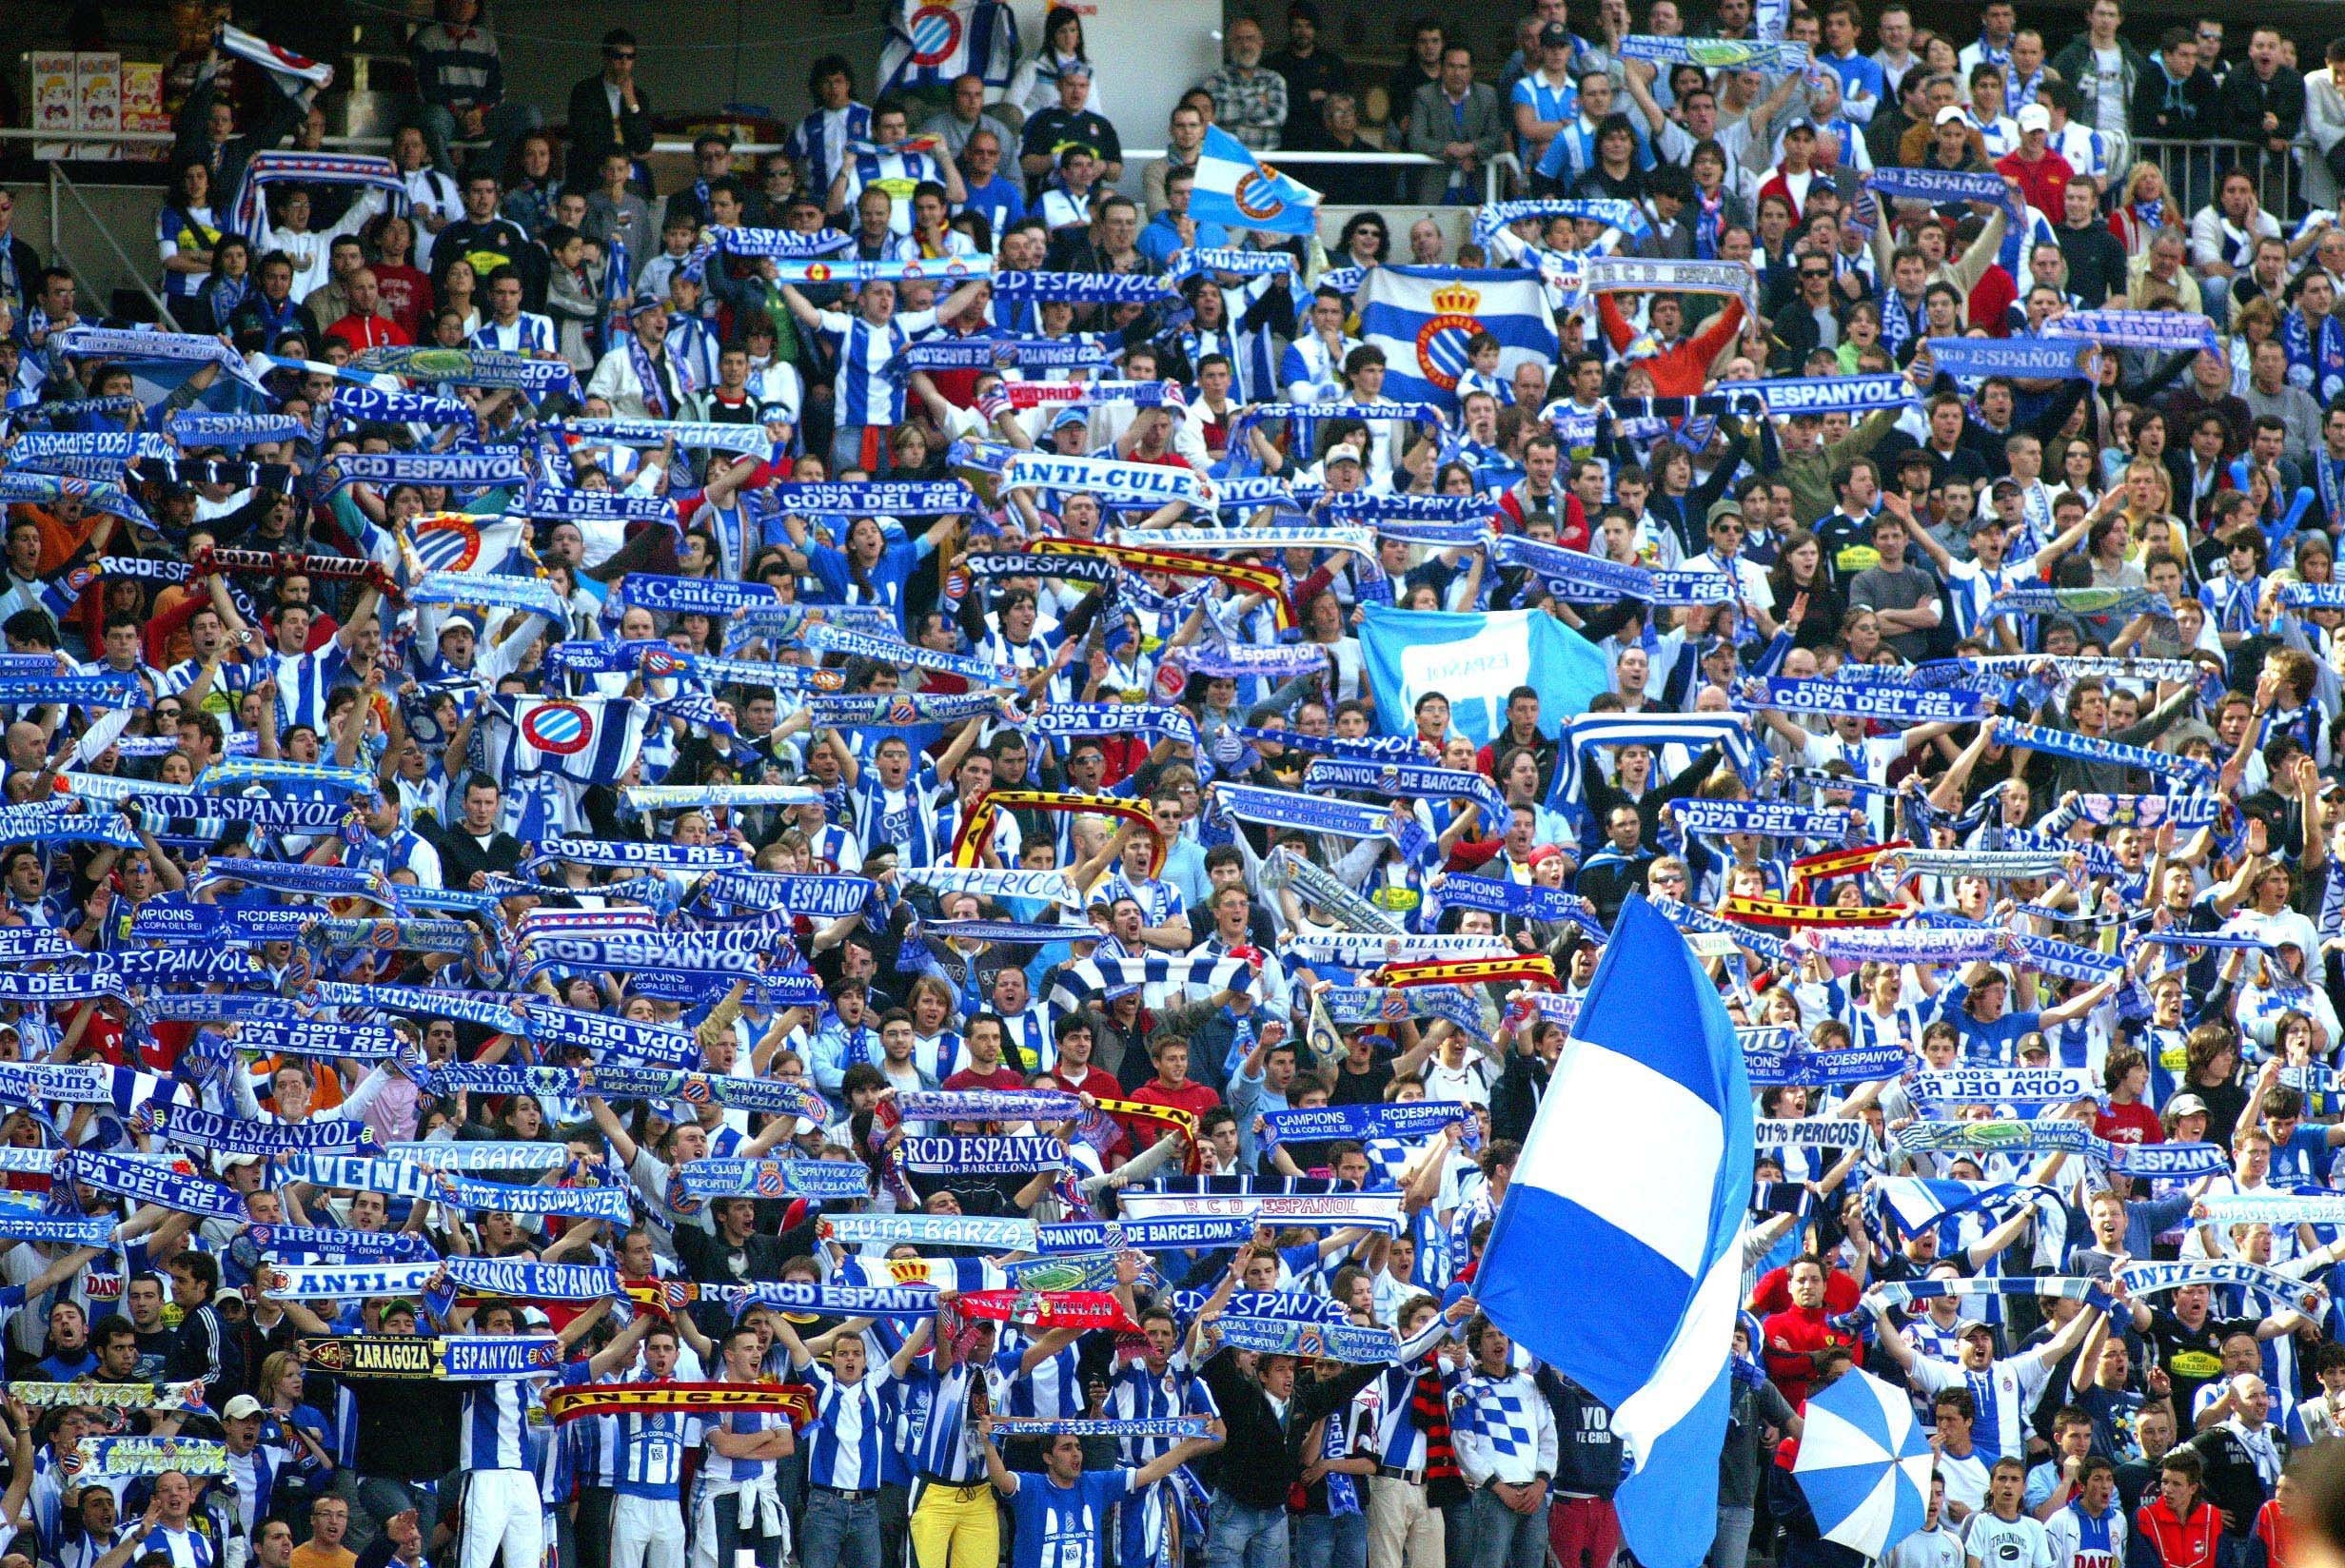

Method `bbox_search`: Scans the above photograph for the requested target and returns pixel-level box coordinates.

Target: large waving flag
[877,0,1020,94]
[1476,896,1755,1568]
[218,24,334,97]
[1189,126,1321,238]
[1355,604,1606,750]
[1359,266,1559,414]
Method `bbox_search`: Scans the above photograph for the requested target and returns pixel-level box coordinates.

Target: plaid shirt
[1204,64,1291,148]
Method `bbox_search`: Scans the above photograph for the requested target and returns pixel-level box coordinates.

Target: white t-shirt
[1964,1511,2056,1568]
[1886,1526,1968,1568]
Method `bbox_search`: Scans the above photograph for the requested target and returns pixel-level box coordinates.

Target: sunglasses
[606,49,637,60]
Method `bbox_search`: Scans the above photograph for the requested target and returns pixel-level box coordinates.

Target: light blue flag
[1359,266,1559,413]
[1189,126,1321,237]
[1477,897,1753,1568]
[1356,604,1605,750]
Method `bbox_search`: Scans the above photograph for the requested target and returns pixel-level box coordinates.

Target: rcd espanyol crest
[1415,281,1485,392]
[413,515,486,572]
[519,700,594,756]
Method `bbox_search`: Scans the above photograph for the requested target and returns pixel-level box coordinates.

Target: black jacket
[2219,63,2305,147]
[2058,220,2132,306]
[567,73,656,173]
[431,823,525,891]
[2132,63,2219,140]
[1197,1345,1385,1509]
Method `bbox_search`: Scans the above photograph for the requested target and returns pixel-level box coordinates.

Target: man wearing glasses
[567,29,654,187]
[1767,256,1845,375]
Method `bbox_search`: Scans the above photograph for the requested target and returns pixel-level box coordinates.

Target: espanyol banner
[1922,337,2096,381]
[1359,267,1559,414]
[1357,603,1606,748]
[488,696,647,786]
[1579,255,1757,312]
[1714,375,1914,416]
[1741,676,1984,722]
[1189,125,1321,238]
[1304,757,1508,821]
[1864,167,2007,205]
[699,871,876,918]
[326,451,532,491]
[879,0,1020,93]
[1260,1101,1475,1146]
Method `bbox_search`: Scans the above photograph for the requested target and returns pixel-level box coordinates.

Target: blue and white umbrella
[1792,1367,1935,1558]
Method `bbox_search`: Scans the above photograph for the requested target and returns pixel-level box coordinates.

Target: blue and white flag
[1359,267,1559,414]
[1478,898,1750,1568]
[1357,604,1605,750]
[486,696,648,787]
[877,0,1020,93]
[1189,125,1321,238]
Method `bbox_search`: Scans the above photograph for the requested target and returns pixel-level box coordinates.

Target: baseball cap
[2167,1091,2211,1118]
[1538,21,1574,48]
[628,292,666,317]
[1325,441,1365,468]
[1955,1319,1994,1340]
[1705,497,1744,526]
[756,402,791,424]
[2017,104,2052,133]
[1779,114,1816,135]
[1934,105,1968,127]
[1965,511,2006,535]
[1060,58,1094,80]
[224,1394,265,1421]
[1052,406,1090,430]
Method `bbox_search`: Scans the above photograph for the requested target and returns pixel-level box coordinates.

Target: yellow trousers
[908,1478,998,1568]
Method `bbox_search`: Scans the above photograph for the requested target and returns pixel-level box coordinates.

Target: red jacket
[1995,147,2075,223]
[1748,1264,1862,1318]
[1497,482,1587,548]
[324,311,411,352]
[1760,1304,1860,1409]
[2135,1497,2223,1568]
[1597,293,1746,397]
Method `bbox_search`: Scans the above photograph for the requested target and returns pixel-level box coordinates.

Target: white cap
[2017,104,2052,133]
[1325,442,1364,468]
[1934,105,1968,127]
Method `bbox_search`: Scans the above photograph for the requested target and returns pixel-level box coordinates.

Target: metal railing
[47,164,171,324]
[0,127,1520,205]
[2127,136,2299,221]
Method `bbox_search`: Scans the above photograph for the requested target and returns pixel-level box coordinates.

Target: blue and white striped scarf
[1994,718,2214,788]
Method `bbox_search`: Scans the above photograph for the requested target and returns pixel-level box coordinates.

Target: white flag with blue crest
[1476,896,1753,1568]
[877,0,1020,95]
[485,696,648,788]
[1358,267,1559,415]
